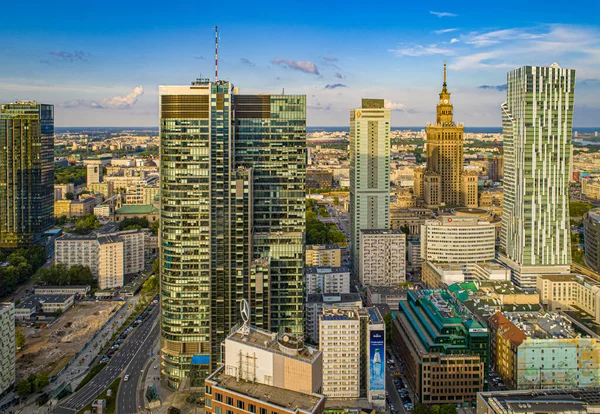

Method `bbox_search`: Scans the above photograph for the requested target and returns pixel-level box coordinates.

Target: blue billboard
[369,330,385,391]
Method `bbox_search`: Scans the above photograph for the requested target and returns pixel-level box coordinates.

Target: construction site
[16,300,124,380]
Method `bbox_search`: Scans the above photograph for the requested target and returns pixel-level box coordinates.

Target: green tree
[152,258,160,275]
[118,217,149,230]
[54,165,87,186]
[412,404,431,414]
[72,214,101,235]
[17,379,31,397]
[15,328,26,349]
[439,404,458,414]
[34,372,49,390]
[142,275,159,295]
[400,225,410,235]
[570,201,594,218]
[150,220,159,235]
[333,196,340,206]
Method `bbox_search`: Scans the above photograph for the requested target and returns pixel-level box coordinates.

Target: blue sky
[0,0,599,127]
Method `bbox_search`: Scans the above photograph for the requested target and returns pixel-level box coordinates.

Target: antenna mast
[215,26,219,82]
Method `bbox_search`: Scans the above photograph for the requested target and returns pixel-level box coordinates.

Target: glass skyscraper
[0,101,54,248]
[499,64,575,288]
[159,80,306,389]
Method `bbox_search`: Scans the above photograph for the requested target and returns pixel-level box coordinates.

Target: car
[124,374,130,382]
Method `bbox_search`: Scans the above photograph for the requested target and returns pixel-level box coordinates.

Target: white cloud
[450,38,460,44]
[462,28,545,47]
[390,44,453,57]
[272,58,320,75]
[64,85,144,109]
[434,28,457,35]
[430,11,457,17]
[384,100,406,110]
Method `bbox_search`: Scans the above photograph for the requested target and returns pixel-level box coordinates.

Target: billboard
[369,330,385,391]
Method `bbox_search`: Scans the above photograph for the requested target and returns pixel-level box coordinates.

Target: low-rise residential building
[360,230,406,287]
[488,311,600,389]
[0,303,15,396]
[537,273,600,324]
[54,200,72,218]
[390,208,435,236]
[69,197,97,217]
[15,295,75,319]
[305,267,350,294]
[476,388,600,414]
[392,289,488,406]
[306,245,342,267]
[366,285,407,307]
[88,182,114,199]
[582,178,600,201]
[584,208,600,272]
[319,307,386,408]
[34,285,90,297]
[422,261,510,288]
[54,183,75,201]
[205,314,326,414]
[305,293,362,345]
[94,204,112,220]
[421,215,496,264]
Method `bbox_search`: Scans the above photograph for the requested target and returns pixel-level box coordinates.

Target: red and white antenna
[215,26,219,82]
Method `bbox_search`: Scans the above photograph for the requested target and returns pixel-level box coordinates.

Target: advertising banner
[369,330,385,391]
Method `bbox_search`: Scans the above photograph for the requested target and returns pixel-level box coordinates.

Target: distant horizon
[54,125,600,130]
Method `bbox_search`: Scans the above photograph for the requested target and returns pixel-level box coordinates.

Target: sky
[0,0,599,127]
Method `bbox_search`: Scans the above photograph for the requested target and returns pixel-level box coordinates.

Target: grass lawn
[77,377,121,414]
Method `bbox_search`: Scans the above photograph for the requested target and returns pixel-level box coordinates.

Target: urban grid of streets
[53,306,159,414]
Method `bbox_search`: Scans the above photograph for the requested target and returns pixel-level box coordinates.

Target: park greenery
[570,201,595,218]
[306,200,347,244]
[54,165,87,186]
[35,263,97,288]
[412,403,458,414]
[16,372,49,397]
[15,328,26,350]
[72,214,102,235]
[119,216,150,231]
[0,246,47,298]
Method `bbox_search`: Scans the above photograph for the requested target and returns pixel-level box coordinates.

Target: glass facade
[159,82,306,389]
[0,101,54,247]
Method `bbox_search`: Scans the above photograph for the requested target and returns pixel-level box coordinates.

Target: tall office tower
[500,64,575,288]
[423,62,464,208]
[0,101,54,248]
[159,79,306,389]
[86,160,103,186]
[349,99,391,274]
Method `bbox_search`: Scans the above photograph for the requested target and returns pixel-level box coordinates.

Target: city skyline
[1,1,599,127]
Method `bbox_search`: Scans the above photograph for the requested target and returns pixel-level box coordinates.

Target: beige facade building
[0,303,15,396]
[422,261,510,288]
[421,216,496,264]
[86,160,103,186]
[305,267,350,294]
[69,198,96,217]
[306,244,342,267]
[360,229,406,287]
[54,183,75,201]
[461,169,479,208]
[537,273,600,324]
[98,235,124,289]
[54,199,72,217]
[582,178,600,201]
[413,167,424,198]
[422,63,464,208]
[88,182,114,199]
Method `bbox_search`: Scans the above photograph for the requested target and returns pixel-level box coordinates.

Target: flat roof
[115,204,158,214]
[360,229,404,235]
[35,285,90,290]
[210,370,324,412]
[306,293,362,304]
[497,311,585,341]
[17,294,73,308]
[306,244,341,250]
[305,266,349,274]
[228,327,320,363]
[478,388,600,411]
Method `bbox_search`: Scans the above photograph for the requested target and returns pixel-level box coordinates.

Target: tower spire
[442,60,448,93]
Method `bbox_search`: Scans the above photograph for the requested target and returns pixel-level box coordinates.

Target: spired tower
[423,62,465,208]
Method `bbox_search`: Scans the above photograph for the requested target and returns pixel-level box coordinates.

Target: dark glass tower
[0,101,54,248]
[159,80,306,389]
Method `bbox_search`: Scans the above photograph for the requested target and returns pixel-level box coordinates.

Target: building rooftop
[227,326,321,364]
[587,208,600,223]
[360,229,404,235]
[209,369,325,413]
[321,307,360,321]
[115,204,158,214]
[478,388,600,413]
[366,285,407,295]
[17,294,73,309]
[306,292,362,304]
[97,234,122,245]
[538,273,580,282]
[57,233,98,241]
[305,266,349,274]
[306,244,341,250]
[34,285,90,290]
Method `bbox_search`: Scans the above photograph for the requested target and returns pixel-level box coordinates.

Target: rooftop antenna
[215,26,219,82]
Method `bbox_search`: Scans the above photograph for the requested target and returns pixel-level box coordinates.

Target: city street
[52,306,159,414]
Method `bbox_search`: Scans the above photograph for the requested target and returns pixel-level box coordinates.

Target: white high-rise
[359,230,406,287]
[350,99,391,273]
[500,64,575,288]
[0,303,15,396]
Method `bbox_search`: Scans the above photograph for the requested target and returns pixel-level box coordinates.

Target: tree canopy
[570,201,595,218]
[36,263,96,288]
[72,214,101,235]
[55,165,87,186]
[119,217,149,230]
[306,200,347,244]
[0,246,46,298]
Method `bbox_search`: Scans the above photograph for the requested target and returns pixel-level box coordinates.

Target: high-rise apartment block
[422,63,465,208]
[500,64,575,288]
[159,80,306,388]
[421,216,496,264]
[305,244,342,267]
[488,311,600,389]
[584,209,600,272]
[0,101,54,247]
[0,303,15,396]
[305,267,350,294]
[350,99,390,273]
[359,229,406,287]
[86,160,103,186]
[319,307,386,408]
[304,293,362,345]
[392,290,488,406]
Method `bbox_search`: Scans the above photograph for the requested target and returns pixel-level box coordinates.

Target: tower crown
[436,60,454,126]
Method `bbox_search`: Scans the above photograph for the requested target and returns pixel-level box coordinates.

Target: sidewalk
[141,340,175,413]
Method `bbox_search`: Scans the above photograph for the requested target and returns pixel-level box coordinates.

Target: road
[53,306,159,414]
[117,324,159,414]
